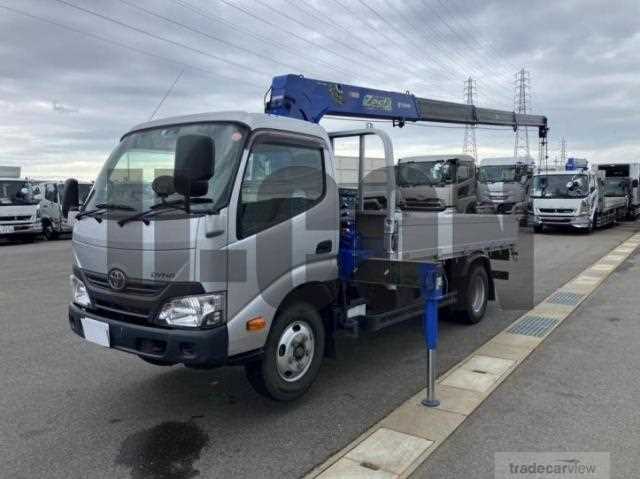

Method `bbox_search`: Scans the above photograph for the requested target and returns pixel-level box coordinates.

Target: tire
[43,222,58,241]
[459,263,489,324]
[533,225,543,234]
[245,301,325,401]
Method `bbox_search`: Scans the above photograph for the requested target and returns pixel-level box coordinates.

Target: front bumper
[0,222,42,237]
[69,302,228,367]
[529,214,591,228]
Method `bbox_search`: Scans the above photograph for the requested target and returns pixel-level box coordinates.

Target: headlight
[70,274,90,307]
[580,199,590,214]
[158,293,226,328]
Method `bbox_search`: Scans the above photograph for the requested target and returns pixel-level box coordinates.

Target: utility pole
[462,77,477,161]
[514,68,531,161]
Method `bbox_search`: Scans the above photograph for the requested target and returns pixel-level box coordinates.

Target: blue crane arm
[265,74,548,138]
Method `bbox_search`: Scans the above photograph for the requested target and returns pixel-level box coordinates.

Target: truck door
[456,161,476,213]
[226,133,338,351]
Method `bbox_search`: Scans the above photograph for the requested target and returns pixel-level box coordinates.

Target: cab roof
[125,111,328,142]
[478,156,534,166]
[398,154,475,163]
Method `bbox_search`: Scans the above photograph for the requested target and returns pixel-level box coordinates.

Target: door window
[238,140,325,238]
[457,163,474,182]
[45,184,57,202]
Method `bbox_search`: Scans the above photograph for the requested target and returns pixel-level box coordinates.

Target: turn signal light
[246,317,266,331]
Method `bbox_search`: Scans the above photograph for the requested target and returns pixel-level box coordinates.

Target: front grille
[84,271,166,296]
[399,198,444,211]
[92,298,151,321]
[539,208,574,214]
[0,215,32,222]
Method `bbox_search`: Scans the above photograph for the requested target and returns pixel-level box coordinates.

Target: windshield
[478,165,517,183]
[88,123,246,215]
[0,180,38,205]
[531,174,589,198]
[397,160,454,187]
[605,178,628,197]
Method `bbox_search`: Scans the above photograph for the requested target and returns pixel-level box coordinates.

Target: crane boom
[265,74,548,138]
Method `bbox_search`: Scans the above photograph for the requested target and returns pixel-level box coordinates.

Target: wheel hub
[276,321,315,382]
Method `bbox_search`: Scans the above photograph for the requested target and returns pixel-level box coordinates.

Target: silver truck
[476,157,534,220]
[0,167,44,241]
[529,167,618,233]
[38,180,93,240]
[596,161,640,219]
[396,154,477,213]
[63,75,548,400]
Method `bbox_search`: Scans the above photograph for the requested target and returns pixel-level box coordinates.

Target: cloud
[0,0,638,181]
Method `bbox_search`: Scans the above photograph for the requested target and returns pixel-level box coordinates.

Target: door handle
[315,240,332,254]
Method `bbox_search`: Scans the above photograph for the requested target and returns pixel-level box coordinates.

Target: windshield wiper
[76,203,135,222]
[117,198,213,227]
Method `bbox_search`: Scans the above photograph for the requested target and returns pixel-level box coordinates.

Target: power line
[282,0,440,89]
[217,0,390,84]
[172,0,357,81]
[0,3,265,92]
[51,0,274,80]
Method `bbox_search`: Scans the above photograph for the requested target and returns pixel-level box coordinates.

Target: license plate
[0,225,14,234]
[80,317,110,347]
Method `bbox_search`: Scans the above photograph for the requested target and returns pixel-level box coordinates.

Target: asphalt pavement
[0,223,637,479]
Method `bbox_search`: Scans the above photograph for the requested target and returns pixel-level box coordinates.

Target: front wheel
[245,301,325,401]
[533,225,543,234]
[459,263,489,324]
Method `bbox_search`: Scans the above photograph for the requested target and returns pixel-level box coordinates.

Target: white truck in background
[38,180,93,240]
[596,161,640,220]
[0,166,44,241]
[529,162,619,233]
[476,157,534,222]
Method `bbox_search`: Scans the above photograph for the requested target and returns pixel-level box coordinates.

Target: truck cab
[396,155,477,213]
[38,180,93,240]
[529,169,599,233]
[0,174,43,240]
[476,157,534,218]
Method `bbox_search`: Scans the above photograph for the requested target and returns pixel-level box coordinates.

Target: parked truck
[38,180,93,240]
[0,167,44,241]
[476,156,534,221]
[596,161,640,219]
[64,75,548,400]
[395,154,477,213]
[529,161,618,233]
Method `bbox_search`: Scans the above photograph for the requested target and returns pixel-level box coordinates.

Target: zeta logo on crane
[362,94,393,112]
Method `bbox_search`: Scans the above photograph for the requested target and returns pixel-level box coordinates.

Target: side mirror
[152,175,176,199]
[633,179,639,188]
[174,134,215,197]
[62,178,79,218]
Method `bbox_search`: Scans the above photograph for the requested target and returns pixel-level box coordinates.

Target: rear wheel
[459,263,489,324]
[245,301,325,401]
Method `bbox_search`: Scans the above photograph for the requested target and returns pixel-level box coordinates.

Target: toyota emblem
[107,268,127,291]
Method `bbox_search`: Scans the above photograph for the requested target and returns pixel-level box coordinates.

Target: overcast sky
[1,0,639,180]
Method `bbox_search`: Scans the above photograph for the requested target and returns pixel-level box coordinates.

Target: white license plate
[81,317,110,347]
[0,225,14,234]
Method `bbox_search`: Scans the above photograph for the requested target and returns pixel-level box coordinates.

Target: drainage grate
[545,291,584,305]
[508,315,560,337]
